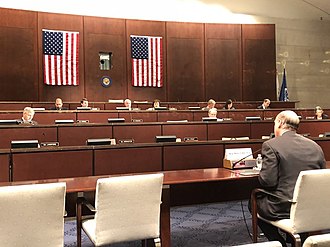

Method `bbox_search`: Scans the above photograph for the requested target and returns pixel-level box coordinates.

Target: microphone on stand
[232,148,262,169]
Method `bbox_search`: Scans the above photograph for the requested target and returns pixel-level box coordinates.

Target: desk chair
[76,173,164,247]
[0,182,66,247]
[251,169,330,247]
[302,233,330,247]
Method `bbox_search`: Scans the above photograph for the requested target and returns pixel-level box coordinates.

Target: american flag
[131,35,163,87]
[43,29,79,86]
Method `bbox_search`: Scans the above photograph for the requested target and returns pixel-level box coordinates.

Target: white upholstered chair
[302,233,330,247]
[233,241,282,246]
[0,182,66,247]
[251,169,330,247]
[76,173,164,247]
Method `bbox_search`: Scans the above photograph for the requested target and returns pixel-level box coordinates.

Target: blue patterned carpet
[64,200,266,247]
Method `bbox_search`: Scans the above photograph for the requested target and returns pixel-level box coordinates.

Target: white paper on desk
[224,148,253,161]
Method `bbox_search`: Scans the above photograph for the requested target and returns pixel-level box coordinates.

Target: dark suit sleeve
[258,141,279,189]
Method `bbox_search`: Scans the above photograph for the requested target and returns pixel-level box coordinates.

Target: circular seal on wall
[101,76,112,88]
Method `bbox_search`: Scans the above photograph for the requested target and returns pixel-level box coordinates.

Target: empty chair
[233,241,282,246]
[251,169,330,247]
[76,173,164,247]
[302,233,330,247]
[0,182,66,247]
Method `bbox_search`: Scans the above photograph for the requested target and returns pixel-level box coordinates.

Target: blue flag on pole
[279,68,289,101]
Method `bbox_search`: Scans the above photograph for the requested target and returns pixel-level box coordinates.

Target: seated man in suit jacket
[49,98,68,110]
[257,98,271,109]
[253,110,325,246]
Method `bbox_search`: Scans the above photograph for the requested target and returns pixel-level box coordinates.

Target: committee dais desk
[0,167,260,247]
[0,108,318,124]
[1,137,330,184]
[0,119,329,149]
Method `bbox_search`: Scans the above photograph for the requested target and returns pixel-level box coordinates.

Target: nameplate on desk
[116,107,130,110]
[108,118,125,123]
[245,116,261,121]
[131,119,143,123]
[31,107,45,111]
[0,119,18,125]
[77,120,89,123]
[154,107,168,111]
[55,119,75,124]
[202,117,218,122]
[40,142,59,147]
[118,139,134,144]
[223,148,254,169]
[184,137,198,142]
[188,106,201,110]
[11,140,39,149]
[87,138,116,146]
[77,107,92,110]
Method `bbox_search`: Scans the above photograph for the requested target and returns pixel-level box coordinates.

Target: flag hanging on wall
[131,35,163,87]
[42,29,79,86]
[279,67,289,101]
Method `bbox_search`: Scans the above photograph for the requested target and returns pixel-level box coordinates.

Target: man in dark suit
[255,110,325,246]
[49,98,68,110]
[257,98,271,109]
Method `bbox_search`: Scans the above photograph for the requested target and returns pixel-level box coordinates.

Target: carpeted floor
[64,200,266,247]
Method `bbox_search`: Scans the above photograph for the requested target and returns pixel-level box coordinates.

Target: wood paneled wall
[0,7,275,102]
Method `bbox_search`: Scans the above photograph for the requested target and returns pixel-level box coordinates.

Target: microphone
[232,148,262,169]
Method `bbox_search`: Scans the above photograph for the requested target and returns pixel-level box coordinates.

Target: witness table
[0,167,260,247]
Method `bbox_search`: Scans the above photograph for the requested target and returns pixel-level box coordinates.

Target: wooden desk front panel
[0,153,9,182]
[228,110,263,121]
[112,124,161,143]
[298,121,330,137]
[94,146,162,175]
[0,103,29,110]
[157,111,194,122]
[34,112,77,125]
[207,122,250,140]
[0,127,57,148]
[0,112,21,119]
[170,178,259,206]
[77,112,118,123]
[263,109,281,119]
[57,125,113,146]
[32,103,56,109]
[118,111,158,122]
[193,111,207,121]
[295,109,315,119]
[169,103,198,110]
[250,121,274,139]
[163,143,223,171]
[12,150,93,181]
[162,123,207,141]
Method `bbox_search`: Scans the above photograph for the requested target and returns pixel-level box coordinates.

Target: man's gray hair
[276,110,300,130]
[23,107,35,115]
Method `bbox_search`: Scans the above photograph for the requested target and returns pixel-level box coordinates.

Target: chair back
[94,173,164,245]
[290,169,330,233]
[0,182,66,247]
[234,241,282,246]
[302,233,330,247]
